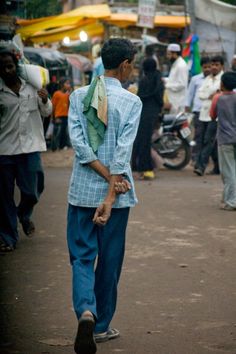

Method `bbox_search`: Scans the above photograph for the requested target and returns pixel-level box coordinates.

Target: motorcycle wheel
[152,134,191,170]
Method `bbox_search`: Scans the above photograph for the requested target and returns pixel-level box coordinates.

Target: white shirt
[198,71,223,122]
[0,78,52,155]
[165,56,189,114]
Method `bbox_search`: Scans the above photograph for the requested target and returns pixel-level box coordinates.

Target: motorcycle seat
[163,114,175,126]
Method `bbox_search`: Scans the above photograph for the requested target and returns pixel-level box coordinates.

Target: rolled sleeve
[110,97,142,175]
[68,92,97,164]
[38,98,52,117]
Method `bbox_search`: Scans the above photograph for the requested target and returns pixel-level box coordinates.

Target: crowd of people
[0,36,236,354]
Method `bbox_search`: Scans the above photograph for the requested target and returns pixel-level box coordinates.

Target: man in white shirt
[0,50,52,252]
[185,57,211,162]
[194,56,224,176]
[165,43,189,114]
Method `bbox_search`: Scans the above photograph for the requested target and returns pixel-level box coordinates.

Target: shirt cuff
[109,162,129,175]
[76,149,97,165]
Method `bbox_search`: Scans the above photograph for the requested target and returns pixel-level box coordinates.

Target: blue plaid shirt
[68,77,142,208]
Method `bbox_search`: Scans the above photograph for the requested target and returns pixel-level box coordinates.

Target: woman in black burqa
[132,57,164,179]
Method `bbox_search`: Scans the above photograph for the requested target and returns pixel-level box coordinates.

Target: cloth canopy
[17,4,111,37]
[16,5,190,44]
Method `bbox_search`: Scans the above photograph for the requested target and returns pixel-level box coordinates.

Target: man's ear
[120,59,129,71]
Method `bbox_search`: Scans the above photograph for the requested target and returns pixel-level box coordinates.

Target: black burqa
[132,58,164,172]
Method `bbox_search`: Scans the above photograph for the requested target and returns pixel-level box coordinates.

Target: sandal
[94,328,120,343]
[0,243,15,253]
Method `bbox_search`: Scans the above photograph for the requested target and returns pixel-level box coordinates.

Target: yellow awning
[30,22,104,44]
[103,13,190,29]
[17,4,110,37]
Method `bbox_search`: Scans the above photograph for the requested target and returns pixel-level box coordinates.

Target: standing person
[92,51,104,80]
[210,71,236,210]
[67,38,142,354]
[231,54,236,72]
[51,77,71,151]
[132,58,164,180]
[194,56,224,176]
[0,50,52,252]
[165,43,189,114]
[185,57,211,162]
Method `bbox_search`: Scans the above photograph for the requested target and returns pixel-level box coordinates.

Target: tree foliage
[25,0,62,19]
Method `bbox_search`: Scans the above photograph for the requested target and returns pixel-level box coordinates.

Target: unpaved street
[1,151,236,354]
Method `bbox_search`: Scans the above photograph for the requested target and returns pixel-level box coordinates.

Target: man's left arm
[109,98,142,175]
[93,97,142,226]
[37,88,52,117]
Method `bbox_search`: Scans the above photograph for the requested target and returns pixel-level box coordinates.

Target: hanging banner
[137,0,156,29]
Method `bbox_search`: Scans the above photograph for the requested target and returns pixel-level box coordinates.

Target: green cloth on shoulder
[83,76,107,153]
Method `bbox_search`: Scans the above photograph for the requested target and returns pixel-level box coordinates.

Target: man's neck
[104,70,121,81]
[4,77,21,94]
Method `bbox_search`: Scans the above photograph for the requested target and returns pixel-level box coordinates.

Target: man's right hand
[114,179,131,194]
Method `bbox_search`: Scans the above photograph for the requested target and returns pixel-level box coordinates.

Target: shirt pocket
[28,96,38,111]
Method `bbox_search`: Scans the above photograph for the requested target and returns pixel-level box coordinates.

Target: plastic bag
[18,63,49,89]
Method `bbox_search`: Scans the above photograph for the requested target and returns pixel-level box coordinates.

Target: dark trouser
[191,112,202,161]
[51,117,70,151]
[195,120,219,173]
[67,205,130,334]
[0,153,44,247]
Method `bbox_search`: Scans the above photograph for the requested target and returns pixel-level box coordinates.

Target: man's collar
[104,76,122,87]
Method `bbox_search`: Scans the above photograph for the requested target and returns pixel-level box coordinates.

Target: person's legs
[209,140,220,174]
[194,120,207,172]
[51,121,61,151]
[94,208,130,334]
[0,158,18,248]
[16,153,44,233]
[218,144,236,208]
[191,112,201,162]
[67,205,98,320]
[59,118,70,149]
[199,121,217,173]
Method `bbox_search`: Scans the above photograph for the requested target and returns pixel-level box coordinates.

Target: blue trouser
[0,153,44,247]
[67,205,130,333]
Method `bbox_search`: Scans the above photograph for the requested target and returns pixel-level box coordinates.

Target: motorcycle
[152,112,194,170]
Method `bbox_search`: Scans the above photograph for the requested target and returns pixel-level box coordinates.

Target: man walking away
[67,38,142,354]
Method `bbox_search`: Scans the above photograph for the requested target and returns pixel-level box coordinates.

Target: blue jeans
[0,153,44,247]
[218,144,236,207]
[67,205,130,333]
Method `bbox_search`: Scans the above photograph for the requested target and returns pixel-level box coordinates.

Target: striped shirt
[68,77,142,208]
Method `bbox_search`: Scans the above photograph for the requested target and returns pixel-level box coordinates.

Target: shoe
[193,168,204,176]
[74,313,96,354]
[94,328,120,343]
[143,171,155,180]
[206,169,220,175]
[220,204,236,211]
[20,219,35,237]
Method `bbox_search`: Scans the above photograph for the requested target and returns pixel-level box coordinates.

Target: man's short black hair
[59,77,69,88]
[0,50,19,67]
[211,55,224,65]
[221,71,236,91]
[200,57,210,66]
[101,38,137,70]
